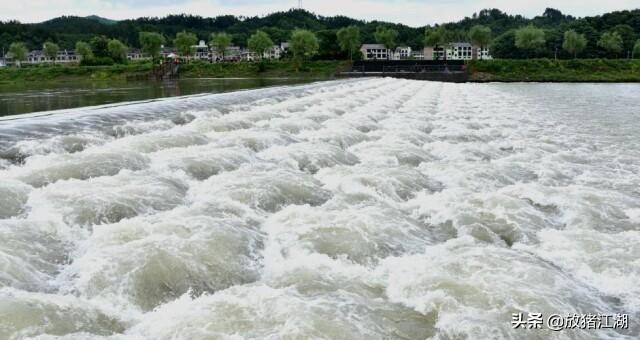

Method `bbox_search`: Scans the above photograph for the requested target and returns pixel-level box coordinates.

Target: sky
[1,0,638,26]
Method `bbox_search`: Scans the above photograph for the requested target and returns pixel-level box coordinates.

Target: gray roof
[450,42,472,47]
[361,44,386,49]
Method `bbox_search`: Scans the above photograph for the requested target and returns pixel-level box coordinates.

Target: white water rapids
[0,78,639,339]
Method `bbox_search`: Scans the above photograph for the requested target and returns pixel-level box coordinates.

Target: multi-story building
[423,42,492,60]
[18,49,81,64]
[193,40,212,61]
[263,45,282,60]
[393,46,412,60]
[360,44,389,60]
[127,48,146,61]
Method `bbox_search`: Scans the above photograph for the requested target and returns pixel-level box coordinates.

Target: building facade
[423,43,492,61]
[360,44,389,60]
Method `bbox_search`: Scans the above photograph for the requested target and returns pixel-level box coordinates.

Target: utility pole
[298,0,302,9]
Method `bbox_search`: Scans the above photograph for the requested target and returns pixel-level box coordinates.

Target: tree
[424,26,448,60]
[247,30,273,60]
[8,42,27,67]
[210,32,232,60]
[107,39,127,63]
[374,26,398,59]
[43,41,59,64]
[75,41,93,59]
[290,29,319,60]
[515,25,545,58]
[562,30,587,58]
[174,31,197,59]
[634,40,640,59]
[468,25,492,60]
[598,31,623,58]
[90,35,110,58]
[337,25,361,61]
[139,32,164,61]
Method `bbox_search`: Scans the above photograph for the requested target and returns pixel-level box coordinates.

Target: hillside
[0,8,639,59]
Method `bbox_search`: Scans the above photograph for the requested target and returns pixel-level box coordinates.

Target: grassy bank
[0,60,348,83]
[180,60,348,79]
[467,59,640,82]
[0,63,154,82]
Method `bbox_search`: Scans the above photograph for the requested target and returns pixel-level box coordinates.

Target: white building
[424,42,492,61]
[262,45,282,60]
[19,49,81,64]
[393,46,412,60]
[360,44,389,60]
[127,48,147,61]
[193,40,212,61]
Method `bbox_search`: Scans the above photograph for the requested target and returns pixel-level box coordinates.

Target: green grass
[0,62,154,82]
[467,59,640,82]
[0,60,349,83]
[178,60,348,79]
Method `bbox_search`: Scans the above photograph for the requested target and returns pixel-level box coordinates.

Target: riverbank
[467,59,640,82]
[2,59,639,83]
[0,60,349,83]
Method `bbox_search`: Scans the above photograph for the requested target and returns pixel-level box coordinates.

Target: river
[0,78,638,339]
[0,78,312,116]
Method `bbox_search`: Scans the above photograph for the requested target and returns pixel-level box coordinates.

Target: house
[18,48,81,64]
[224,46,242,61]
[393,46,412,60]
[127,48,147,61]
[193,40,211,61]
[360,44,390,60]
[263,45,282,60]
[423,42,492,60]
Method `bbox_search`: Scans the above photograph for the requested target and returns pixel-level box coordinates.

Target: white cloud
[0,0,638,26]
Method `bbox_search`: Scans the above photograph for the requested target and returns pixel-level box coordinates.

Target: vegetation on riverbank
[0,60,347,82]
[179,60,347,78]
[0,62,153,82]
[467,59,640,82]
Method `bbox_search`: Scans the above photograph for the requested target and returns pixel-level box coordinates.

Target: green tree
[374,26,398,59]
[290,29,319,60]
[424,26,448,60]
[336,25,361,61]
[107,39,127,63]
[90,35,110,58]
[247,30,273,60]
[468,25,492,60]
[75,41,93,59]
[562,30,587,58]
[8,42,28,67]
[598,31,623,58]
[139,32,164,61]
[43,41,59,64]
[174,31,197,59]
[633,40,640,59]
[515,25,546,58]
[210,32,232,60]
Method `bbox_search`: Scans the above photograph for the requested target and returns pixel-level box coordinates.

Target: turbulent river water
[0,78,639,339]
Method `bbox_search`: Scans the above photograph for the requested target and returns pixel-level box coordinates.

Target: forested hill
[1,7,639,59]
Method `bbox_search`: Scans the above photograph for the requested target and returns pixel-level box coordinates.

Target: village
[0,39,492,66]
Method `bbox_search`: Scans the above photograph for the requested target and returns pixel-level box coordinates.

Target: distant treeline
[1,8,640,59]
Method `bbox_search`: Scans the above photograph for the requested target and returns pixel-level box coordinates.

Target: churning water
[0,78,639,339]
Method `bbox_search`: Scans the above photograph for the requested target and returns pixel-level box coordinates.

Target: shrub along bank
[467,59,640,82]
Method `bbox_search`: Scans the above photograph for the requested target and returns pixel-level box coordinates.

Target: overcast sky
[2,0,638,26]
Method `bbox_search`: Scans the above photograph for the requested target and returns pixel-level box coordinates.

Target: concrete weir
[336,60,469,83]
